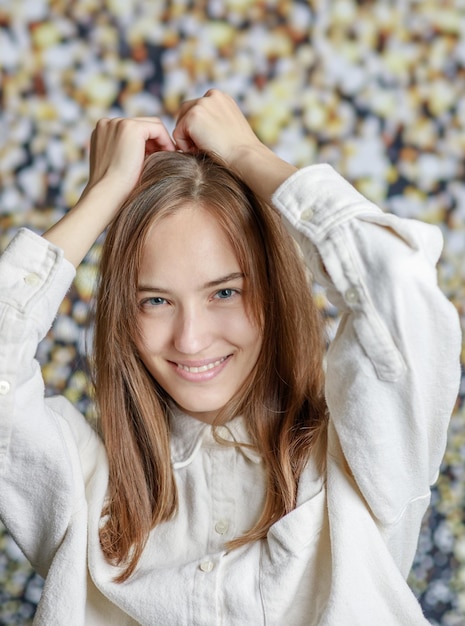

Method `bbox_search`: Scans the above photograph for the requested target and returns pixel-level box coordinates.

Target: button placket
[344,287,360,306]
[192,443,221,623]
[199,560,215,573]
[0,380,11,395]
[193,552,218,622]
[214,520,229,535]
[209,438,235,550]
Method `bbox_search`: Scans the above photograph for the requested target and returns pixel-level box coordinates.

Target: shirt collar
[169,405,262,469]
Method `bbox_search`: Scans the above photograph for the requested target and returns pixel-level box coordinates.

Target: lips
[168,354,232,382]
[176,356,228,373]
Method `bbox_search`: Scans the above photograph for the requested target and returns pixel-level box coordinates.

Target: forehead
[138,206,241,286]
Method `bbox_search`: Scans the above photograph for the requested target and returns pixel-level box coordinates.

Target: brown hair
[94,151,328,582]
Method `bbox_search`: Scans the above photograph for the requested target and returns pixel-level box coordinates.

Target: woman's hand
[44,117,176,267]
[83,117,176,205]
[173,90,262,169]
[173,89,297,202]
[43,94,296,268]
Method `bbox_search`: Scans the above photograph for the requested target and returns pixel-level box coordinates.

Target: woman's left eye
[214,288,237,300]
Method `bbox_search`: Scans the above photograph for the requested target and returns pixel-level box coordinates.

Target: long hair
[94,151,328,582]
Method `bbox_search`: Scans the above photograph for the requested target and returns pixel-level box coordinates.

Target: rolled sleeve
[0,228,75,327]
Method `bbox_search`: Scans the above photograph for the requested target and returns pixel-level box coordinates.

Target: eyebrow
[138,272,245,293]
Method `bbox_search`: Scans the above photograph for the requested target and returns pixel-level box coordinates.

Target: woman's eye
[215,288,237,300]
[142,296,167,307]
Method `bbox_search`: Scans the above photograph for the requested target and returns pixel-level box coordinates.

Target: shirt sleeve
[272,164,462,526]
[0,228,98,575]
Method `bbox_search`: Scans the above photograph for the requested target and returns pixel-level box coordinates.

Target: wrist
[229,143,298,203]
[79,176,131,211]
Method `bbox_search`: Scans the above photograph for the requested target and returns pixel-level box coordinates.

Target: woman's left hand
[173,90,263,170]
[173,89,297,202]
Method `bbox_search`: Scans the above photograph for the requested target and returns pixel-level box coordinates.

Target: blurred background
[0,0,464,624]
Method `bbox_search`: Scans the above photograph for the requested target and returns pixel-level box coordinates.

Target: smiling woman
[0,90,461,625]
[92,146,328,587]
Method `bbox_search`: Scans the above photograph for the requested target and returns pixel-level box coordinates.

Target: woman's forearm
[43,181,127,267]
[44,116,176,267]
[228,142,297,205]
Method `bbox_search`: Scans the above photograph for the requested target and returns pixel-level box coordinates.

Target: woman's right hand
[43,117,175,267]
[82,117,176,206]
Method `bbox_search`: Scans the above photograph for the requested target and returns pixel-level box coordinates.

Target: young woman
[0,89,461,625]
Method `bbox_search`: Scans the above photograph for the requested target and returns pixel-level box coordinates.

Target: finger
[144,136,176,156]
[203,88,223,99]
[174,98,202,121]
[130,118,176,153]
[172,125,193,152]
[121,118,176,153]
[97,116,176,152]
[145,128,176,153]
[172,118,193,152]
[172,104,204,152]
[174,93,219,126]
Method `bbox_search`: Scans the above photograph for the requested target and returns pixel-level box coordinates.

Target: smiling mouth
[175,356,229,374]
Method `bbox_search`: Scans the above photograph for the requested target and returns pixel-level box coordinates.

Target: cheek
[242,300,264,347]
[236,315,263,355]
[135,318,166,358]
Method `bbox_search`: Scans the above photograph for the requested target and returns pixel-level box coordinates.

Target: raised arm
[271,165,461,576]
[44,117,176,267]
[173,89,297,203]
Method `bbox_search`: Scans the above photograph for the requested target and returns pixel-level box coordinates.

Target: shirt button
[344,287,360,305]
[24,273,41,286]
[301,207,314,221]
[216,426,229,440]
[199,560,215,573]
[214,520,229,535]
[0,380,10,395]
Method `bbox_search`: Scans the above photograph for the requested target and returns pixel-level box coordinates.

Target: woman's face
[135,204,263,424]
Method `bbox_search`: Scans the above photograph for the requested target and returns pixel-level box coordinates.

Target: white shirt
[0,164,461,625]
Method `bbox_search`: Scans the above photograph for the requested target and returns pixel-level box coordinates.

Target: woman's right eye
[141,296,167,307]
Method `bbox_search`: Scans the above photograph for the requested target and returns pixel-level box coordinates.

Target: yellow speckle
[32,22,62,49]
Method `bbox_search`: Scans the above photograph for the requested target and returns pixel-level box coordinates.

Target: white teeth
[177,357,226,373]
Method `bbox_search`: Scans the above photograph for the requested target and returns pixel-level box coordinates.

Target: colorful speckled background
[0,1,464,624]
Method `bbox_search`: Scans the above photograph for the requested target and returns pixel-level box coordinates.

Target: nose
[173,305,213,355]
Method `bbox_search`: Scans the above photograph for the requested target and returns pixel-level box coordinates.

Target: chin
[174,396,231,423]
